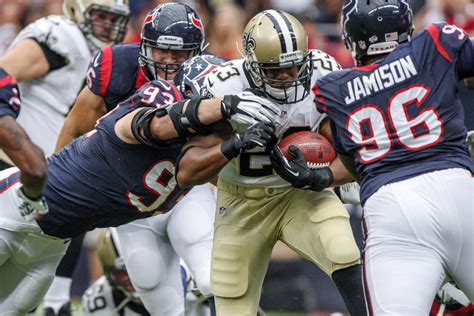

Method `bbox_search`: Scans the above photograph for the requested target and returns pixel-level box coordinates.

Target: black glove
[221,91,280,126]
[221,122,276,160]
[270,145,333,191]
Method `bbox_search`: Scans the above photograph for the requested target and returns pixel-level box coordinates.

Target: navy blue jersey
[37,79,186,238]
[0,69,20,118]
[87,43,149,111]
[314,23,474,204]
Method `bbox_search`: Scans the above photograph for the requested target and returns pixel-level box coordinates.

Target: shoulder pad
[203,59,247,97]
[311,49,343,77]
[12,15,88,58]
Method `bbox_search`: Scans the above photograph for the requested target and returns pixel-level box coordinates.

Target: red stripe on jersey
[100,45,113,97]
[353,64,379,71]
[312,84,326,112]
[135,66,148,90]
[426,24,453,63]
[169,83,183,102]
[0,75,16,88]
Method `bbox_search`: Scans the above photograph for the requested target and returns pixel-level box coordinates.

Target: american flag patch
[385,32,398,41]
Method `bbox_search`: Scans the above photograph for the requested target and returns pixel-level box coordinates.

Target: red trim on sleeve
[0,75,16,89]
[169,82,182,102]
[135,66,148,90]
[100,45,113,97]
[312,84,326,112]
[426,24,453,63]
[353,64,379,71]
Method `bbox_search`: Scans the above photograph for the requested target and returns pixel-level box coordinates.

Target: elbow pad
[168,96,213,140]
[131,107,169,147]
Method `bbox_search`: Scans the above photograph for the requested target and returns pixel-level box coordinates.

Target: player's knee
[15,274,54,314]
[321,229,360,265]
[193,268,212,297]
[211,240,249,298]
[126,248,165,291]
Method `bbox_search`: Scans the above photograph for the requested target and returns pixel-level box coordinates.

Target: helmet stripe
[264,10,294,54]
[277,10,297,52]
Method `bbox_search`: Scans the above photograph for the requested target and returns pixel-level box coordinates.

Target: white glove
[16,186,49,221]
[334,182,361,205]
[221,90,281,127]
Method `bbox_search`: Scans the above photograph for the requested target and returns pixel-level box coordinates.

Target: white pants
[363,168,473,315]
[116,184,216,316]
[0,168,68,315]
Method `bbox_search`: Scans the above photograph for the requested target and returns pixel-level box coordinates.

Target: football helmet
[174,54,226,98]
[139,3,205,81]
[96,229,138,300]
[341,0,414,66]
[63,0,130,52]
[242,10,313,104]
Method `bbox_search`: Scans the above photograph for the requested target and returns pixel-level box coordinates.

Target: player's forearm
[0,39,49,82]
[55,120,88,152]
[329,156,355,186]
[176,146,228,187]
[0,116,47,197]
[194,97,224,125]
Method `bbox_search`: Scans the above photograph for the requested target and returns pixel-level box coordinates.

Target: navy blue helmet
[341,0,414,65]
[139,3,205,80]
[174,54,226,98]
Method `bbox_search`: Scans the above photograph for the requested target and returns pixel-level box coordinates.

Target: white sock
[43,276,72,313]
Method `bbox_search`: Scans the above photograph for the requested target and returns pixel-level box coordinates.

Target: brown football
[278,131,336,168]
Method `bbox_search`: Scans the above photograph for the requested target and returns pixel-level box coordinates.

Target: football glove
[221,122,276,160]
[16,186,49,221]
[334,182,361,205]
[221,90,281,126]
[270,145,333,191]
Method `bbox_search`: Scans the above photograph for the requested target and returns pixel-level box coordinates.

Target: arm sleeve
[34,39,68,71]
[0,68,21,118]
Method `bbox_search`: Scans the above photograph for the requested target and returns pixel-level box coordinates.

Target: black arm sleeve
[33,39,68,71]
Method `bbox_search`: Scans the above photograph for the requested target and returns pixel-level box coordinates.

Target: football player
[272,0,474,314]
[82,229,210,316]
[50,4,217,314]
[175,10,366,316]
[0,76,278,315]
[0,1,130,315]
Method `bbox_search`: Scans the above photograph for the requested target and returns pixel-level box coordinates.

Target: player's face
[89,9,124,43]
[263,66,299,89]
[113,270,136,293]
[151,48,191,80]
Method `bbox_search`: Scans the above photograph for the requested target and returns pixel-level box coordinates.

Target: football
[278,131,336,168]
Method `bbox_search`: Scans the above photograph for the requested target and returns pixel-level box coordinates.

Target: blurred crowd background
[1,0,473,314]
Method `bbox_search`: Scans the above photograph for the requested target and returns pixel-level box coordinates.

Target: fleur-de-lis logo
[243,25,256,54]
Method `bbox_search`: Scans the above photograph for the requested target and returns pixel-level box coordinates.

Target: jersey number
[239,152,273,177]
[348,85,443,163]
[127,160,177,213]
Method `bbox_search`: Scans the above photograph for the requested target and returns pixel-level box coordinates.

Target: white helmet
[63,0,130,52]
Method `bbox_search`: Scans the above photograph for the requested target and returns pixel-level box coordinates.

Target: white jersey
[9,15,92,157]
[82,276,145,316]
[203,50,341,187]
[82,275,211,316]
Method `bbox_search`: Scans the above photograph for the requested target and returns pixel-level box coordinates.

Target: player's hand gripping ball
[277,131,336,168]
